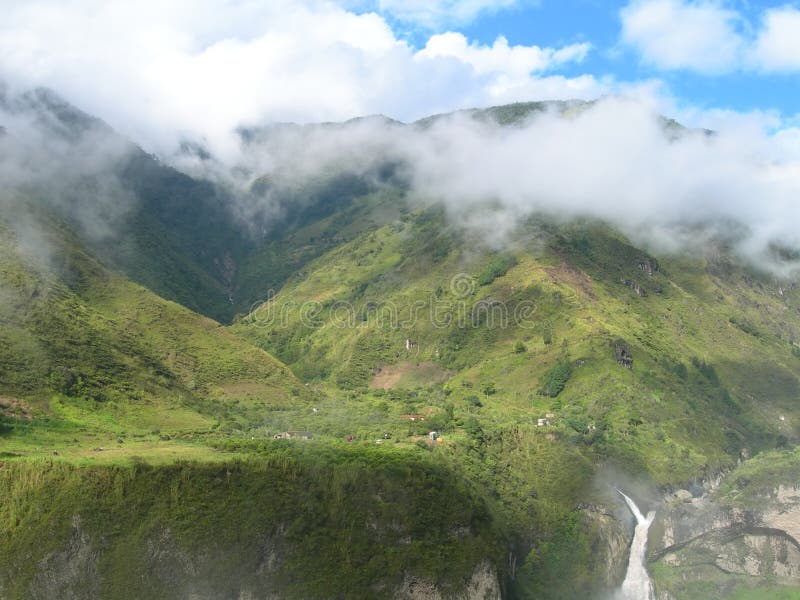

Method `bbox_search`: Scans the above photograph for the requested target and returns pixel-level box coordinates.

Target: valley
[1,89,800,599]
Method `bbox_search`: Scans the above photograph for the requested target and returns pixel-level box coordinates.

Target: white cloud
[3,0,800,277]
[416,33,593,100]
[409,98,800,270]
[621,0,800,75]
[772,124,800,162]
[752,6,800,72]
[419,33,590,76]
[228,97,800,273]
[0,0,603,160]
[620,0,743,73]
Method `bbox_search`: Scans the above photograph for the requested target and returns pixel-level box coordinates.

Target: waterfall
[616,489,655,600]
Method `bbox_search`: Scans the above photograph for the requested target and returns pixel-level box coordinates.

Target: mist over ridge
[176,95,800,277]
[2,86,800,279]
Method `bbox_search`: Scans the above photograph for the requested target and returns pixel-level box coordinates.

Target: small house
[400,414,425,421]
[274,431,314,440]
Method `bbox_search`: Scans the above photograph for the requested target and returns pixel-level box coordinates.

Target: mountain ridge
[2,89,800,599]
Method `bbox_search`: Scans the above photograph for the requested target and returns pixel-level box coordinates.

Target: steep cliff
[650,449,800,598]
[0,455,503,600]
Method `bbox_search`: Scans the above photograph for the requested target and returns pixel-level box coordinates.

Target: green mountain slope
[2,93,800,598]
[233,201,800,597]
[0,200,507,600]
[0,86,252,322]
[236,205,799,475]
[0,204,305,461]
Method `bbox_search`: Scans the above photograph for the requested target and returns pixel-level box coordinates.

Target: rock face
[29,516,100,600]
[763,485,800,543]
[579,504,634,591]
[394,561,501,600]
[622,279,648,297]
[650,481,800,597]
[637,259,659,276]
[8,518,499,600]
[461,561,502,600]
[614,340,633,369]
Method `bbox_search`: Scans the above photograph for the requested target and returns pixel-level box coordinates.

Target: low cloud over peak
[0,1,798,279]
[193,96,800,275]
[0,0,603,161]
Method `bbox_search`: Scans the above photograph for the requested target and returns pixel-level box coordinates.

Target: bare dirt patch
[210,381,293,404]
[0,396,32,420]
[370,361,452,390]
[214,382,273,397]
[543,260,596,300]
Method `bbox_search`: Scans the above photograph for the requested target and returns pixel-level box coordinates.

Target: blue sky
[366,0,800,118]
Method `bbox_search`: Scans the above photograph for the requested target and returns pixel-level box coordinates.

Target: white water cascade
[617,489,655,600]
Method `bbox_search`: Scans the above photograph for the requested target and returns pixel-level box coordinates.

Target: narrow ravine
[617,489,655,600]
